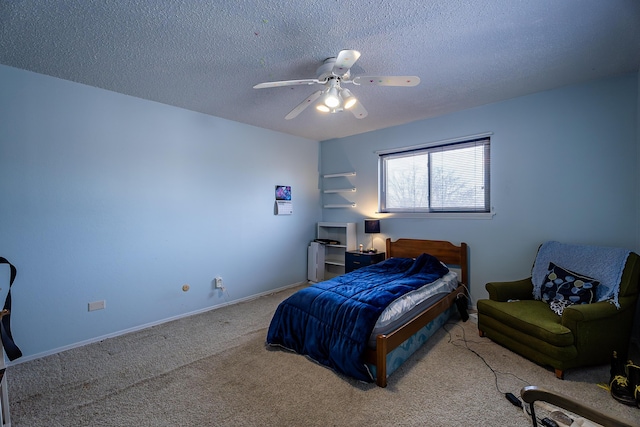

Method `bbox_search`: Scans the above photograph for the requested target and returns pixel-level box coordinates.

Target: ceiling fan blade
[253,78,320,89]
[285,90,322,120]
[352,76,420,86]
[332,49,361,77]
[349,99,368,119]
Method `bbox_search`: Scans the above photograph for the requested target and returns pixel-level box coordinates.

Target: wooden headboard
[385,238,468,286]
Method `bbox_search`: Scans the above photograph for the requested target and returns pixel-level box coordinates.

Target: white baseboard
[8,281,307,366]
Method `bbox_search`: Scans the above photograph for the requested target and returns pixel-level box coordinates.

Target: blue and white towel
[531,241,630,308]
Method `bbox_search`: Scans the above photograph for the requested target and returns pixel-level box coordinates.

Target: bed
[266,238,468,387]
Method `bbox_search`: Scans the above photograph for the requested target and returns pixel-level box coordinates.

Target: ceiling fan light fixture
[341,88,357,109]
[253,49,417,120]
[324,87,340,108]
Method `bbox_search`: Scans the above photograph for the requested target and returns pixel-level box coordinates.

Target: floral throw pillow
[541,262,600,315]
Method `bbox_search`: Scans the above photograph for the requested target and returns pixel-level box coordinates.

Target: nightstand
[345,251,386,273]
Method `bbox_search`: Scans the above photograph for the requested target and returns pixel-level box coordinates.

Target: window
[378,136,490,214]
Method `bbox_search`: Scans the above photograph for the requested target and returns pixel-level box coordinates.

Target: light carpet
[7,286,640,426]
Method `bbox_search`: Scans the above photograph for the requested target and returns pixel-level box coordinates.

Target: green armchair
[477,248,640,379]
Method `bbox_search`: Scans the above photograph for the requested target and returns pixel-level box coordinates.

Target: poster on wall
[275,185,291,201]
[275,185,292,215]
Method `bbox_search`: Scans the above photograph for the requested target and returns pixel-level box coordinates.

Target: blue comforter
[266,253,449,382]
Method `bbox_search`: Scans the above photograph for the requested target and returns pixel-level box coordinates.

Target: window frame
[377,133,493,218]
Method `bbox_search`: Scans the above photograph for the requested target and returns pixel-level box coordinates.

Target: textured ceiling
[1,0,639,141]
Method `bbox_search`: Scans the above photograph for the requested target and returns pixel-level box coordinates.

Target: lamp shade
[364,219,381,234]
[341,88,357,109]
[324,87,340,108]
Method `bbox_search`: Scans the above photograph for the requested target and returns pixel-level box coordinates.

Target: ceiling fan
[253,49,420,120]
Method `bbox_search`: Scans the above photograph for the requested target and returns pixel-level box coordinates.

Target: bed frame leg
[376,335,387,388]
[554,369,564,380]
[478,329,485,337]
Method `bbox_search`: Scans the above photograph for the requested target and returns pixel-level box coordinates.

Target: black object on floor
[455,294,469,322]
[505,392,522,408]
[610,351,636,406]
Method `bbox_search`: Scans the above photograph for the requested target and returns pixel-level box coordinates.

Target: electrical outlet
[88,300,106,311]
[214,277,223,289]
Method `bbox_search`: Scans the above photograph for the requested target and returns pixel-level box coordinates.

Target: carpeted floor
[7,286,640,426]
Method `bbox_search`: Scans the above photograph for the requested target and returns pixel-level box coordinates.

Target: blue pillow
[541,262,599,315]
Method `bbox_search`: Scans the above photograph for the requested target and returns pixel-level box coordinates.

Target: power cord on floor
[443,322,530,394]
[442,322,563,426]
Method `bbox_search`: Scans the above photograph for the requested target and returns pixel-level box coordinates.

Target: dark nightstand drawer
[345,251,386,273]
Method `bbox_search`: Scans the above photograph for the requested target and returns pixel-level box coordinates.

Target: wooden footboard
[364,284,466,387]
[363,238,468,387]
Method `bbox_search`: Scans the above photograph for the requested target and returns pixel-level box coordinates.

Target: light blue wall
[2,65,638,362]
[320,73,639,307]
[0,65,321,361]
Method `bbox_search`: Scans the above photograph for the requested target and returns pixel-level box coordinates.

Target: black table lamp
[364,219,381,253]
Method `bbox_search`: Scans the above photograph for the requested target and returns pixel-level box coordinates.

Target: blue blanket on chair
[266,253,449,382]
[532,241,630,308]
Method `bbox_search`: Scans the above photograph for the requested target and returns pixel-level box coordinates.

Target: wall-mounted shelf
[323,172,356,178]
[324,203,357,208]
[322,172,356,208]
[323,188,356,194]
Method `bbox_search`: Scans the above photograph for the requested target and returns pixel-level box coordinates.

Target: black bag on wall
[0,257,22,361]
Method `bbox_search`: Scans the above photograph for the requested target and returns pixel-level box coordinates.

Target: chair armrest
[561,296,637,360]
[562,295,635,324]
[485,278,533,302]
